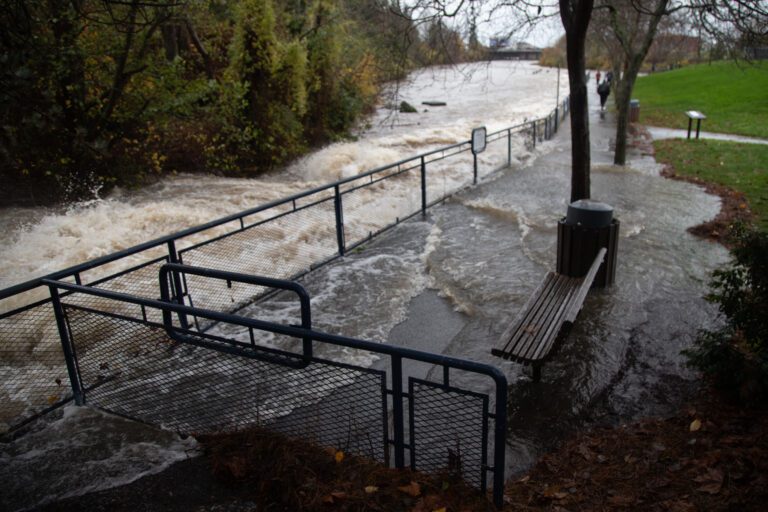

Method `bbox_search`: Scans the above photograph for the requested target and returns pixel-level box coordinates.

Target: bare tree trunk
[613,72,634,165]
[560,0,595,202]
[184,17,214,79]
[607,0,669,165]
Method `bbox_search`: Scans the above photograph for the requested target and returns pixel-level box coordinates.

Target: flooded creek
[0,62,731,509]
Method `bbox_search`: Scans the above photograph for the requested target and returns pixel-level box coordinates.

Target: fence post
[334,185,345,256]
[167,240,188,329]
[507,129,511,165]
[420,156,427,217]
[492,378,508,508]
[555,107,559,132]
[391,354,406,468]
[532,121,536,148]
[49,285,85,405]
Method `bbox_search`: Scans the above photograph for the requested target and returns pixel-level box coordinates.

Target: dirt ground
[40,386,768,512]
[41,126,765,512]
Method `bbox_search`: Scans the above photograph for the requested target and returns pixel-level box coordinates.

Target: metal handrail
[43,273,508,507]
[159,263,313,368]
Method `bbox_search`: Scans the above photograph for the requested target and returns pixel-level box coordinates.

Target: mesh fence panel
[179,198,337,313]
[425,153,474,206]
[0,299,71,433]
[342,168,422,248]
[64,303,388,462]
[409,379,489,489]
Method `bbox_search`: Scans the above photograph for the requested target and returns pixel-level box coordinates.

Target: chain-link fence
[43,268,508,505]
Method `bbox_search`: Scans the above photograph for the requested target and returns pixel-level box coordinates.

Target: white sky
[413,0,565,48]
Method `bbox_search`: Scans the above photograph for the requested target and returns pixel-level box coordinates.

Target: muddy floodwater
[0,62,730,510]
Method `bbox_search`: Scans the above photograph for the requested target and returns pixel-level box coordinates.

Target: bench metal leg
[532,364,542,383]
[687,118,693,139]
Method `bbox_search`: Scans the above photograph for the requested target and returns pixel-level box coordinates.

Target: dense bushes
[0,0,421,205]
[685,225,768,404]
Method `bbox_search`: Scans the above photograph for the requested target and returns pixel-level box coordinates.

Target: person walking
[597,80,611,111]
[595,70,601,86]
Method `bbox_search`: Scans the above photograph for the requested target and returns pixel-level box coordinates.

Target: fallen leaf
[689,419,702,432]
[607,495,636,506]
[692,466,724,494]
[398,481,421,497]
[334,450,344,463]
[543,486,565,499]
[322,494,335,504]
[577,444,595,461]
[694,467,724,484]
[331,491,347,500]
[364,485,378,494]
[517,475,530,483]
[432,508,446,512]
[696,482,722,495]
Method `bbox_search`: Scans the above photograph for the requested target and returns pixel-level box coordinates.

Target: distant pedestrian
[595,70,601,86]
[605,71,613,84]
[597,80,610,111]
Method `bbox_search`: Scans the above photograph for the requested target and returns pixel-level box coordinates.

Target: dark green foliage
[1,0,421,205]
[685,225,768,404]
[399,101,418,113]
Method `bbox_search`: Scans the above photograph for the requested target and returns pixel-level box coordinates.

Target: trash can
[557,200,619,287]
[629,99,640,122]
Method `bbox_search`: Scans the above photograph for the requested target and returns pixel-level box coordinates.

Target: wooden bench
[492,248,606,381]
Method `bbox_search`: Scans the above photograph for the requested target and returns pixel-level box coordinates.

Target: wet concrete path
[647,126,768,145]
[387,88,730,475]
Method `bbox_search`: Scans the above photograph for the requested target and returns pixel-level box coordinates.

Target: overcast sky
[416,0,564,48]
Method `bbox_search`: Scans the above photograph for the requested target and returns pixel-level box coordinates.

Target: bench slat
[564,247,606,323]
[517,274,579,361]
[527,277,579,361]
[492,247,607,369]
[495,272,558,353]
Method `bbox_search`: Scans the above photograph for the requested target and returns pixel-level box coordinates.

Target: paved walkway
[647,126,768,146]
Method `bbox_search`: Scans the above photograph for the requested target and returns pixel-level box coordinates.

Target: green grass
[654,139,768,229]
[633,61,768,138]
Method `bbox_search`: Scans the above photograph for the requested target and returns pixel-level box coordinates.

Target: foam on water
[0,404,198,511]
[0,62,564,297]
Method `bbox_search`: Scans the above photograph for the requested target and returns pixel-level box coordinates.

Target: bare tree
[560,0,595,202]
[592,0,673,166]
[593,0,768,166]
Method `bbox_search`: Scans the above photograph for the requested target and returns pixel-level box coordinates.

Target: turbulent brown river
[0,62,729,510]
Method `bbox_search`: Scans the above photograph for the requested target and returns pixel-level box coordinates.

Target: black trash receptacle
[557,199,619,287]
[629,99,640,122]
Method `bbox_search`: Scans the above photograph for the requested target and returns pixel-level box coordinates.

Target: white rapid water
[0,62,567,293]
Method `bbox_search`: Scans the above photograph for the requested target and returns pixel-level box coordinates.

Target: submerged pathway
[387,88,729,475]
